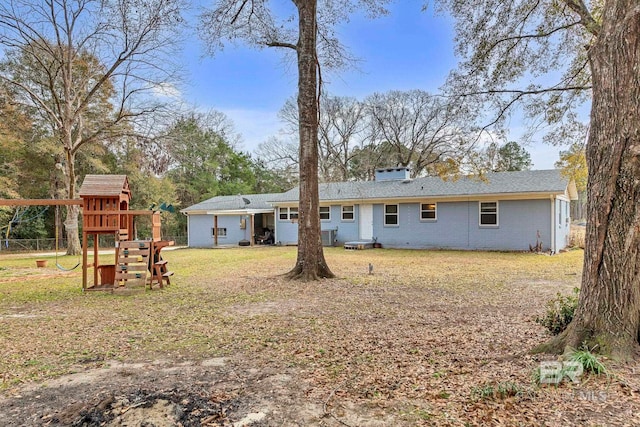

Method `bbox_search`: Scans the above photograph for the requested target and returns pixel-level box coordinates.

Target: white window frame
[341,205,354,221]
[319,206,331,221]
[212,227,227,237]
[278,207,299,221]
[558,201,563,225]
[479,201,499,226]
[420,202,437,221]
[278,207,289,220]
[384,204,399,227]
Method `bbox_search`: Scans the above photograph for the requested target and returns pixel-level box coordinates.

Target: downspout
[550,196,556,254]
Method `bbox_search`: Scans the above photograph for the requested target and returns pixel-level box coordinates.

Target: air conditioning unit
[321,229,337,247]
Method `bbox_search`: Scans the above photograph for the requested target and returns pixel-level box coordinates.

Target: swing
[54,206,80,271]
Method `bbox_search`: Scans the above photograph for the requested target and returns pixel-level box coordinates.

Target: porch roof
[181,192,284,214]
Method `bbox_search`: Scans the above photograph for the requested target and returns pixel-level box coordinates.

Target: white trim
[211,227,227,238]
[186,215,190,247]
[420,202,437,221]
[384,203,400,227]
[278,206,298,221]
[359,204,374,240]
[479,201,499,227]
[206,209,275,215]
[319,206,331,221]
[289,207,299,220]
[341,205,355,222]
[550,197,556,253]
[271,191,570,207]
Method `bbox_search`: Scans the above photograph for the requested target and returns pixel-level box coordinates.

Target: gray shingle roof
[182,170,575,213]
[275,169,573,202]
[181,192,287,212]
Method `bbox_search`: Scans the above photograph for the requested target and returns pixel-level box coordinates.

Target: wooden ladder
[114,240,151,293]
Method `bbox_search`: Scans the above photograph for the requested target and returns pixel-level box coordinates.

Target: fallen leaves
[1,248,639,425]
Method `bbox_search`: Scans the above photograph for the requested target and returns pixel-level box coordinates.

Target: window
[341,205,354,221]
[211,227,227,237]
[479,202,498,226]
[384,204,399,226]
[279,207,298,221]
[420,203,437,221]
[559,202,563,225]
[279,207,289,220]
[319,206,330,221]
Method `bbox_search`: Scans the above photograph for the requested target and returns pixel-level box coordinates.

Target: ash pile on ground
[0,358,306,427]
[44,387,244,426]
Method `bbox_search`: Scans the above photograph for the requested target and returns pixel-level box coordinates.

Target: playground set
[0,174,173,292]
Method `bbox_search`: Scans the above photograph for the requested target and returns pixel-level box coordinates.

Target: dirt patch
[227,299,309,317]
[0,267,75,284]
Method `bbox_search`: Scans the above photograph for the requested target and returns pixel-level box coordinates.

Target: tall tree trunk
[64,148,82,256]
[285,0,334,280]
[538,1,640,359]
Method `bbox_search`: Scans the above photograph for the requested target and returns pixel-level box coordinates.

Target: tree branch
[484,21,582,54]
[563,0,600,36]
[266,41,297,50]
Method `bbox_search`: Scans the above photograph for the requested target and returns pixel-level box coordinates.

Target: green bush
[536,288,579,335]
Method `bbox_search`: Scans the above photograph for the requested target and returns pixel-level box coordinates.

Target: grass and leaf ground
[1,247,639,426]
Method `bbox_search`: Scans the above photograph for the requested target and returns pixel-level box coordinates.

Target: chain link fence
[0,235,187,253]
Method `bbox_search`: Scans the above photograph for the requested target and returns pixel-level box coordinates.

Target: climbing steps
[114,240,151,294]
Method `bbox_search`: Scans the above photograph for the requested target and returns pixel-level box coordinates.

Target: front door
[359,204,373,240]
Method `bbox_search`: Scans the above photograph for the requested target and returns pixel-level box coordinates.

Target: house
[181,193,283,248]
[181,168,578,252]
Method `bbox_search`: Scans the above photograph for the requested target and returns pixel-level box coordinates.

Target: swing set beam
[0,199,83,206]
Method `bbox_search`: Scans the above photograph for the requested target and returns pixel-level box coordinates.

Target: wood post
[250,214,255,246]
[214,215,218,246]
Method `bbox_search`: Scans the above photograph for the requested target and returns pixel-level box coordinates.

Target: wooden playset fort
[0,174,173,292]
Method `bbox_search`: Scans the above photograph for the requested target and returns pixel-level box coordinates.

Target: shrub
[536,288,579,335]
[569,226,586,249]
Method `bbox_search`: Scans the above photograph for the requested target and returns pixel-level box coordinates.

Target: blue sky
[177,1,563,169]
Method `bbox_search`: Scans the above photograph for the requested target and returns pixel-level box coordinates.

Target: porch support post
[250,214,255,246]
[214,215,218,246]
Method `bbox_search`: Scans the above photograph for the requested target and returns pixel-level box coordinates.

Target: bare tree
[364,89,477,177]
[276,94,365,182]
[255,136,300,185]
[201,0,390,280]
[0,0,182,254]
[318,95,365,181]
[437,0,640,359]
